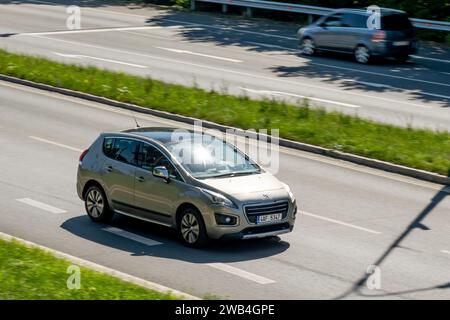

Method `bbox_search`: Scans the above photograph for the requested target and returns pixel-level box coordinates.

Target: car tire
[354,45,370,64]
[300,37,316,56]
[395,54,409,63]
[178,208,209,248]
[84,185,114,222]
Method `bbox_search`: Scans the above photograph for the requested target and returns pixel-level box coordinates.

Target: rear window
[382,14,413,30]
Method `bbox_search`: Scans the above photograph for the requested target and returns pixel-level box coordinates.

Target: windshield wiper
[209,170,260,178]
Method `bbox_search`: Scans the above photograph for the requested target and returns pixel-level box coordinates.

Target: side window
[111,138,139,165]
[103,138,115,158]
[324,14,343,27]
[138,143,182,181]
[344,13,367,28]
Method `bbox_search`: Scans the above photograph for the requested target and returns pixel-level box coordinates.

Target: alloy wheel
[355,46,370,64]
[301,38,315,55]
[181,213,200,244]
[86,189,104,218]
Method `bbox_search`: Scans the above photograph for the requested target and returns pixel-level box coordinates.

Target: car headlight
[201,189,236,208]
[281,183,295,203]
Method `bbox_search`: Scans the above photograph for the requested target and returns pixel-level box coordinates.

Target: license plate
[393,41,410,46]
[257,213,282,224]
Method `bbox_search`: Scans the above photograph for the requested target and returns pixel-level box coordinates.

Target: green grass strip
[0,238,179,299]
[0,49,449,176]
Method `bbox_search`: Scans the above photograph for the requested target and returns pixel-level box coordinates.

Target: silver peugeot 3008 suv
[77,127,297,247]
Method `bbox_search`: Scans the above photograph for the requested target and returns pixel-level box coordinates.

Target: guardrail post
[190,0,196,11]
[222,4,228,13]
[244,7,252,18]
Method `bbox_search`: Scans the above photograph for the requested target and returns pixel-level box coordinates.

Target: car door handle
[106,165,113,172]
[137,176,145,182]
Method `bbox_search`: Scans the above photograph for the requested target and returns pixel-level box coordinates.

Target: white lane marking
[240,87,360,108]
[156,46,242,63]
[207,263,275,284]
[29,136,83,152]
[103,227,162,246]
[25,25,163,36]
[1,81,447,194]
[344,79,393,89]
[411,55,450,63]
[441,250,450,255]
[53,52,147,68]
[416,91,450,100]
[344,80,450,100]
[302,211,382,234]
[246,41,297,51]
[16,198,67,214]
[30,35,431,109]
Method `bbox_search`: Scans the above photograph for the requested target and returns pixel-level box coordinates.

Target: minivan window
[103,137,115,158]
[343,13,367,28]
[105,138,139,165]
[137,142,182,181]
[382,14,413,30]
[323,14,343,27]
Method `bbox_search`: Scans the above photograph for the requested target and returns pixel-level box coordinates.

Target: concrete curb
[0,231,200,300]
[1,74,448,186]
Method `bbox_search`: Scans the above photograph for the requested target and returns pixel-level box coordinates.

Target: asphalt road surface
[0,0,450,130]
[0,80,449,299]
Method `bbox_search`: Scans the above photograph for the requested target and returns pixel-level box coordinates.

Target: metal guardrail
[191,0,450,32]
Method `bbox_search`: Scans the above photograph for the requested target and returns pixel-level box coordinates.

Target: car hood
[199,172,286,199]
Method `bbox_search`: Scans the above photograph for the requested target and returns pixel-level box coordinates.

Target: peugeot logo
[262,194,270,200]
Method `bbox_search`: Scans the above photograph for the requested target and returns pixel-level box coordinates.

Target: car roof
[333,7,406,16]
[120,127,212,145]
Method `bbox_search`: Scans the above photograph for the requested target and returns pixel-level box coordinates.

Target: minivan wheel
[355,45,370,64]
[178,208,208,248]
[85,185,113,222]
[300,38,315,56]
[395,54,409,63]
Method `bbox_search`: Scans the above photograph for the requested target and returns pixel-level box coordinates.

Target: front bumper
[220,223,294,240]
[204,199,297,240]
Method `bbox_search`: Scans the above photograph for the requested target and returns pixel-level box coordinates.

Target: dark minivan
[297,8,418,63]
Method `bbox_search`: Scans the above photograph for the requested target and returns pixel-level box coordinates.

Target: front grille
[244,200,289,224]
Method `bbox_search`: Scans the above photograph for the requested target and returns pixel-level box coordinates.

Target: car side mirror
[153,166,170,182]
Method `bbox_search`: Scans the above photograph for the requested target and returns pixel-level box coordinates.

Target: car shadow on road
[268,52,450,108]
[60,213,290,264]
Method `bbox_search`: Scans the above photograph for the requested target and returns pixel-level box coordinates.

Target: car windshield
[382,14,413,30]
[164,137,261,179]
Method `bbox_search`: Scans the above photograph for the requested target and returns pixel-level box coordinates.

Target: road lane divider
[24,25,164,36]
[15,198,67,214]
[441,250,450,255]
[302,211,382,234]
[29,136,83,152]
[207,263,275,285]
[53,52,147,69]
[240,87,361,109]
[156,47,243,63]
[103,227,163,246]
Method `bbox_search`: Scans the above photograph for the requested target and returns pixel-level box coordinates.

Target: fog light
[215,213,238,226]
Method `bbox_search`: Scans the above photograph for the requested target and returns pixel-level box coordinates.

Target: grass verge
[0,238,179,299]
[0,49,449,176]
